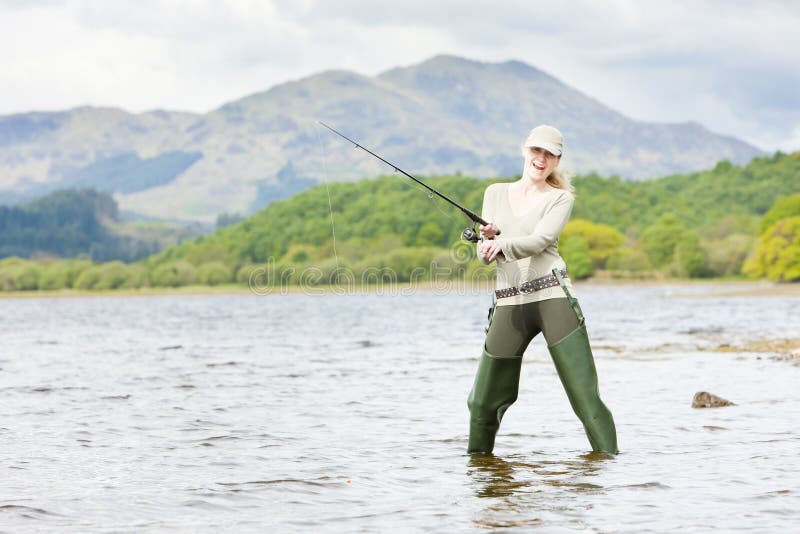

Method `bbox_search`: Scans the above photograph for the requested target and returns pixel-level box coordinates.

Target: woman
[467,124,618,455]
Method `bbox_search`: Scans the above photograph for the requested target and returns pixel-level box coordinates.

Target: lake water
[1,283,799,532]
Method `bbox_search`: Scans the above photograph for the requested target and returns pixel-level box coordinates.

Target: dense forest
[0,189,203,264]
[0,189,162,261]
[1,151,798,291]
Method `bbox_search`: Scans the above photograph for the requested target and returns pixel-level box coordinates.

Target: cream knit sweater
[477,182,576,306]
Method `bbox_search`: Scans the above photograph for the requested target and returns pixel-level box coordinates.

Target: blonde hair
[547,167,574,193]
[520,145,575,193]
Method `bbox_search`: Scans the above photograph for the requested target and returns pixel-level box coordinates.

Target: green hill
[142,151,799,281]
[570,153,798,230]
[1,151,798,291]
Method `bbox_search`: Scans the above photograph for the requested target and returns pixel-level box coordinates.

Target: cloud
[271,0,800,150]
[0,0,797,151]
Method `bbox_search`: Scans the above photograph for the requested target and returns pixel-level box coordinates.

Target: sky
[1,0,799,152]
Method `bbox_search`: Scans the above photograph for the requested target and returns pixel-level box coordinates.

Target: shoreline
[580,278,800,297]
[712,337,800,363]
[0,279,797,299]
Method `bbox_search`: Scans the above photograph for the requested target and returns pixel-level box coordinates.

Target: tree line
[0,151,798,291]
[0,188,161,262]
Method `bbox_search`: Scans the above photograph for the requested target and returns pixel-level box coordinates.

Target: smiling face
[523,146,560,183]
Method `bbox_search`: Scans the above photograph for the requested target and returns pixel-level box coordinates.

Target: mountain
[0,55,763,222]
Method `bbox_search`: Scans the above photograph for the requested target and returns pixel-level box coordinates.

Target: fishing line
[389,169,458,224]
[314,122,340,271]
[319,123,458,226]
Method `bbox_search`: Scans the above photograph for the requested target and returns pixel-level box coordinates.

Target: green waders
[467,348,523,454]
[549,268,617,454]
[548,324,618,454]
[467,268,618,455]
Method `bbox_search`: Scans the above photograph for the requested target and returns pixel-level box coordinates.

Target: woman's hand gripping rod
[317,121,499,243]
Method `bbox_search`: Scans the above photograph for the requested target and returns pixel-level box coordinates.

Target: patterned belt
[495,269,568,299]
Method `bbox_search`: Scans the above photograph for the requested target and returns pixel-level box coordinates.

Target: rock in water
[692,391,735,408]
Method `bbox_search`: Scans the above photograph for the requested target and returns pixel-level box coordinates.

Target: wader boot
[548,267,618,455]
[548,325,618,454]
[467,348,523,454]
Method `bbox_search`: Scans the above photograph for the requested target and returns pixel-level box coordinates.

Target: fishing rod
[317,121,499,243]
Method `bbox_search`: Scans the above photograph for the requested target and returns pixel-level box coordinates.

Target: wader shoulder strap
[485,293,497,333]
[552,268,585,326]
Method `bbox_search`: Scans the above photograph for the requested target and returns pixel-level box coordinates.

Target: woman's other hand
[477,240,503,262]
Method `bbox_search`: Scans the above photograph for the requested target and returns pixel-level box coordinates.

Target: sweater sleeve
[496,192,574,262]
[476,185,497,265]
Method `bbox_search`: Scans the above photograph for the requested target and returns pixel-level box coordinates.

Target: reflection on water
[469,454,534,499]
[0,284,799,531]
[467,453,609,529]
[469,453,608,498]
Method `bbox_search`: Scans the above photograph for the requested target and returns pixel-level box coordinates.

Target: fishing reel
[462,225,480,243]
